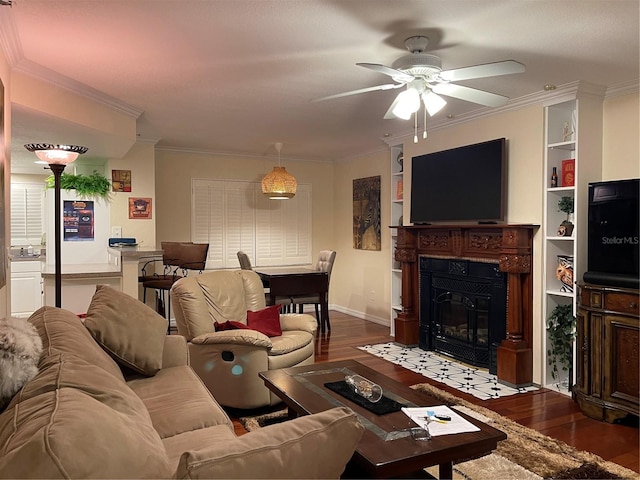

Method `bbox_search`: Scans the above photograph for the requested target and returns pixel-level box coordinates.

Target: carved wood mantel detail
[394,224,538,387]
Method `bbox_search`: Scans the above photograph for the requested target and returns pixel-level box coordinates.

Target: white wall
[602,92,640,180]
[108,141,157,247]
[154,149,335,272]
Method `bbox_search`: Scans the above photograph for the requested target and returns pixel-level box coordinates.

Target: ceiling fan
[312,36,525,122]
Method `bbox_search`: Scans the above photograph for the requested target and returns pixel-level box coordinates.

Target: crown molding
[606,79,640,98]
[14,59,143,119]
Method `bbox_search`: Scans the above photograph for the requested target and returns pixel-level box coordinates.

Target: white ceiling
[3,0,639,172]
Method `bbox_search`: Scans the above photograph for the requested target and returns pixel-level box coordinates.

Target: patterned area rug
[358,342,539,400]
[239,383,637,480]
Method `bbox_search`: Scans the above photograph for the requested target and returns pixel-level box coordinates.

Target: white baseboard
[329,304,391,328]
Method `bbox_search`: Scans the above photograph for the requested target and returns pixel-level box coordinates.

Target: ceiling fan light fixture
[422,91,447,116]
[261,142,297,200]
[392,88,420,120]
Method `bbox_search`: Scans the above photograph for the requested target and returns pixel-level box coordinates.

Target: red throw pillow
[246,305,282,337]
[214,320,251,331]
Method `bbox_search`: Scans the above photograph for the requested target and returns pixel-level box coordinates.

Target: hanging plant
[546,304,576,381]
[45,171,111,200]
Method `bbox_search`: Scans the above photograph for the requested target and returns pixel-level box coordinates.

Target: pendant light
[261,142,297,200]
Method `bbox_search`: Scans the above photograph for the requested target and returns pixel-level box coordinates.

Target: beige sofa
[171,270,317,409]
[0,287,364,479]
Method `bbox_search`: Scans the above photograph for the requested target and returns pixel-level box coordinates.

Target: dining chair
[236,250,291,310]
[291,250,336,325]
[237,251,253,270]
[141,241,209,326]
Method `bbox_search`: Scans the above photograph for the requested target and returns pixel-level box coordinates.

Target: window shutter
[191,179,311,269]
[11,183,45,246]
[192,179,224,268]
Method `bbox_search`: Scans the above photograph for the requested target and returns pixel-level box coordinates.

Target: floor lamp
[24,144,88,308]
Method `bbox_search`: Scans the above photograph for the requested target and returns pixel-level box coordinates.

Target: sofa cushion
[28,306,124,381]
[85,285,166,376]
[175,406,364,479]
[247,305,283,337]
[214,320,251,331]
[127,365,233,439]
[0,352,171,479]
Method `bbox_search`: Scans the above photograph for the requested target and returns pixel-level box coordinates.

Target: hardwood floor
[230,311,639,474]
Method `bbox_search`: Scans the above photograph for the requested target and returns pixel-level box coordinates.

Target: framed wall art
[129,197,152,219]
[353,175,381,251]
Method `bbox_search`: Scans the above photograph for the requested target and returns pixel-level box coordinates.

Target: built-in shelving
[541,88,603,394]
[390,145,404,337]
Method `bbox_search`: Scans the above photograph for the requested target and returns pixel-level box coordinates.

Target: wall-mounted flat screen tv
[410,138,507,224]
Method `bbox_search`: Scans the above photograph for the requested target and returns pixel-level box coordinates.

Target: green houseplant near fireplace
[546,303,576,387]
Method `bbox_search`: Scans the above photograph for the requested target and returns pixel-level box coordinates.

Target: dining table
[254,266,330,333]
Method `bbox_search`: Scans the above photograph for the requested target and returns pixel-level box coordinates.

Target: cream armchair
[170,269,317,409]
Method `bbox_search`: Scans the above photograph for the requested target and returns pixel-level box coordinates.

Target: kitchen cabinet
[11,259,43,317]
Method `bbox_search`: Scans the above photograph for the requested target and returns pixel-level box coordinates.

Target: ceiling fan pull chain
[423,105,428,139]
[413,111,418,143]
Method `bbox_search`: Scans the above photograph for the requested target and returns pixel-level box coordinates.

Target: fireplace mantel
[394,223,538,386]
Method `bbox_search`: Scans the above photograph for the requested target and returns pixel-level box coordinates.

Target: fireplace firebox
[419,257,507,374]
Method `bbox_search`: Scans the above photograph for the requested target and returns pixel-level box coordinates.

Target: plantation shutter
[191,179,311,269]
[11,183,45,246]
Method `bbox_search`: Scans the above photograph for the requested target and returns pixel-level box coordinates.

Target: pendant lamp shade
[261,143,297,199]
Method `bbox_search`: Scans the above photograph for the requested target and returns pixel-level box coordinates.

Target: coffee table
[259,359,506,479]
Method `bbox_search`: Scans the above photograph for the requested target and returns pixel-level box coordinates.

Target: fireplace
[419,257,507,374]
[393,224,537,386]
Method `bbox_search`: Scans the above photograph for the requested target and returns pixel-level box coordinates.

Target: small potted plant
[546,303,576,389]
[557,196,574,236]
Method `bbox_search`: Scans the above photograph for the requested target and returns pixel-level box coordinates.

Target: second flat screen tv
[410,138,506,224]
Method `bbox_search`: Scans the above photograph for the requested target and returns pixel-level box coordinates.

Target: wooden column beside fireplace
[394,224,538,386]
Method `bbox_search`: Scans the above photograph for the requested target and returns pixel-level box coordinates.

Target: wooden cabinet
[575,282,639,423]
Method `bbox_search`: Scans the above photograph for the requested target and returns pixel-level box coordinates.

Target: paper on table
[401,405,480,437]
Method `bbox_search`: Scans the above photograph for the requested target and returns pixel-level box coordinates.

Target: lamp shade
[24,143,88,165]
[261,166,297,200]
[392,88,421,120]
[422,91,447,116]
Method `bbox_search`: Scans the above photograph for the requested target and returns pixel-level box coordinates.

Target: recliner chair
[170,269,317,409]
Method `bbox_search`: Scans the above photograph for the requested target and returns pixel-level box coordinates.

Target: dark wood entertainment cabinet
[575,282,639,423]
[394,224,537,387]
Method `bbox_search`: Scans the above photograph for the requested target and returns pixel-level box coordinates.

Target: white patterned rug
[358,342,538,400]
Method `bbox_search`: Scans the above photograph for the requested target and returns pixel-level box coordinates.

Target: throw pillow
[214,320,251,331]
[246,305,282,337]
[84,285,166,376]
[0,317,43,410]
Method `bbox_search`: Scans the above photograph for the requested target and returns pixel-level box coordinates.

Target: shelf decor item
[556,255,574,293]
[557,196,574,236]
[561,159,575,187]
[397,152,403,172]
[546,303,576,385]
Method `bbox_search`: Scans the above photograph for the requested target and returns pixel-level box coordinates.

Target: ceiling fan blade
[438,60,525,82]
[432,83,509,107]
[310,83,403,103]
[357,63,415,83]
